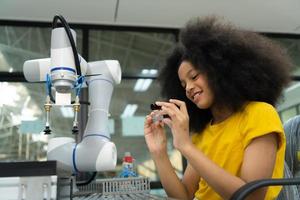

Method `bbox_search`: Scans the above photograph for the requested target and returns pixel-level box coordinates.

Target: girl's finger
[169,99,188,115]
[162,117,172,129]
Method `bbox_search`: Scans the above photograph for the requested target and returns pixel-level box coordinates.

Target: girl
[144,17,292,200]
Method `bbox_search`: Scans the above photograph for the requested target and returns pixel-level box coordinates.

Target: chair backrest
[284,115,300,176]
[277,115,300,200]
[277,161,300,200]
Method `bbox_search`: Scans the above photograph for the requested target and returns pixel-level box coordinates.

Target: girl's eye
[192,74,199,80]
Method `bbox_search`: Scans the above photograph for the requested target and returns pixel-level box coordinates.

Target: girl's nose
[185,82,194,94]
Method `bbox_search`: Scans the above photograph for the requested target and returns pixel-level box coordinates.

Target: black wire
[50,14,82,104]
[70,178,73,200]
[76,172,97,186]
[52,14,82,76]
[79,101,90,105]
[49,91,56,103]
[84,73,102,77]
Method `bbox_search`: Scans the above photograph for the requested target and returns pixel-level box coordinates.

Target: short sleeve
[241,102,285,149]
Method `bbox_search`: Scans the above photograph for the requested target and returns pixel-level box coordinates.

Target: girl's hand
[144,112,167,157]
[156,99,192,151]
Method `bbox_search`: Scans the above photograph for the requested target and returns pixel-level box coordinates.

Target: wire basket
[75,177,150,196]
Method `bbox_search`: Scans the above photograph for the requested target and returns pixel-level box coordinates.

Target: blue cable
[74,75,85,96]
[46,74,52,96]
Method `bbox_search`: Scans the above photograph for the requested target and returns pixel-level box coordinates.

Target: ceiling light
[142,69,157,75]
[121,104,138,118]
[134,68,157,92]
[134,79,153,92]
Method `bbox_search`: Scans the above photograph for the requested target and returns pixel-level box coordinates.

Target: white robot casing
[23,27,121,172]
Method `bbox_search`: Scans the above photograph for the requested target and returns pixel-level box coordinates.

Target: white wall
[0,0,300,34]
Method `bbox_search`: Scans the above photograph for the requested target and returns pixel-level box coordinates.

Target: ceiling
[0,0,299,34]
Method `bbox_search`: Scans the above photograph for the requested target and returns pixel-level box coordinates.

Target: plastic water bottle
[119,152,137,177]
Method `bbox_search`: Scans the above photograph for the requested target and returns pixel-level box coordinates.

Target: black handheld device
[150,103,170,118]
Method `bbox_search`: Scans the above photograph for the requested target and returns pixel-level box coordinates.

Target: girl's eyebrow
[186,69,195,75]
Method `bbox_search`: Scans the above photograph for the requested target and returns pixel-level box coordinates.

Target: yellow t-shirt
[192,101,286,200]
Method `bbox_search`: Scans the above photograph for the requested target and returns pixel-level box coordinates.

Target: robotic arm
[23,15,121,172]
[46,59,121,172]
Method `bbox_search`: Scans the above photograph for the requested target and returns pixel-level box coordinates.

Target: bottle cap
[123,152,133,163]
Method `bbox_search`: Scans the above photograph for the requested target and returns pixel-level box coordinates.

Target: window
[0,24,180,184]
[281,106,297,123]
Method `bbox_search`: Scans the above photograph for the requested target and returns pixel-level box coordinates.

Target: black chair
[230,115,300,200]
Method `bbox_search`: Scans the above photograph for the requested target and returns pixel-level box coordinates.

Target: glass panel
[270,37,300,74]
[271,37,300,120]
[0,26,82,72]
[89,30,179,181]
[281,106,297,123]
[89,30,176,75]
[109,79,182,181]
[122,117,145,136]
[0,26,179,182]
[0,82,75,161]
[0,80,181,181]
